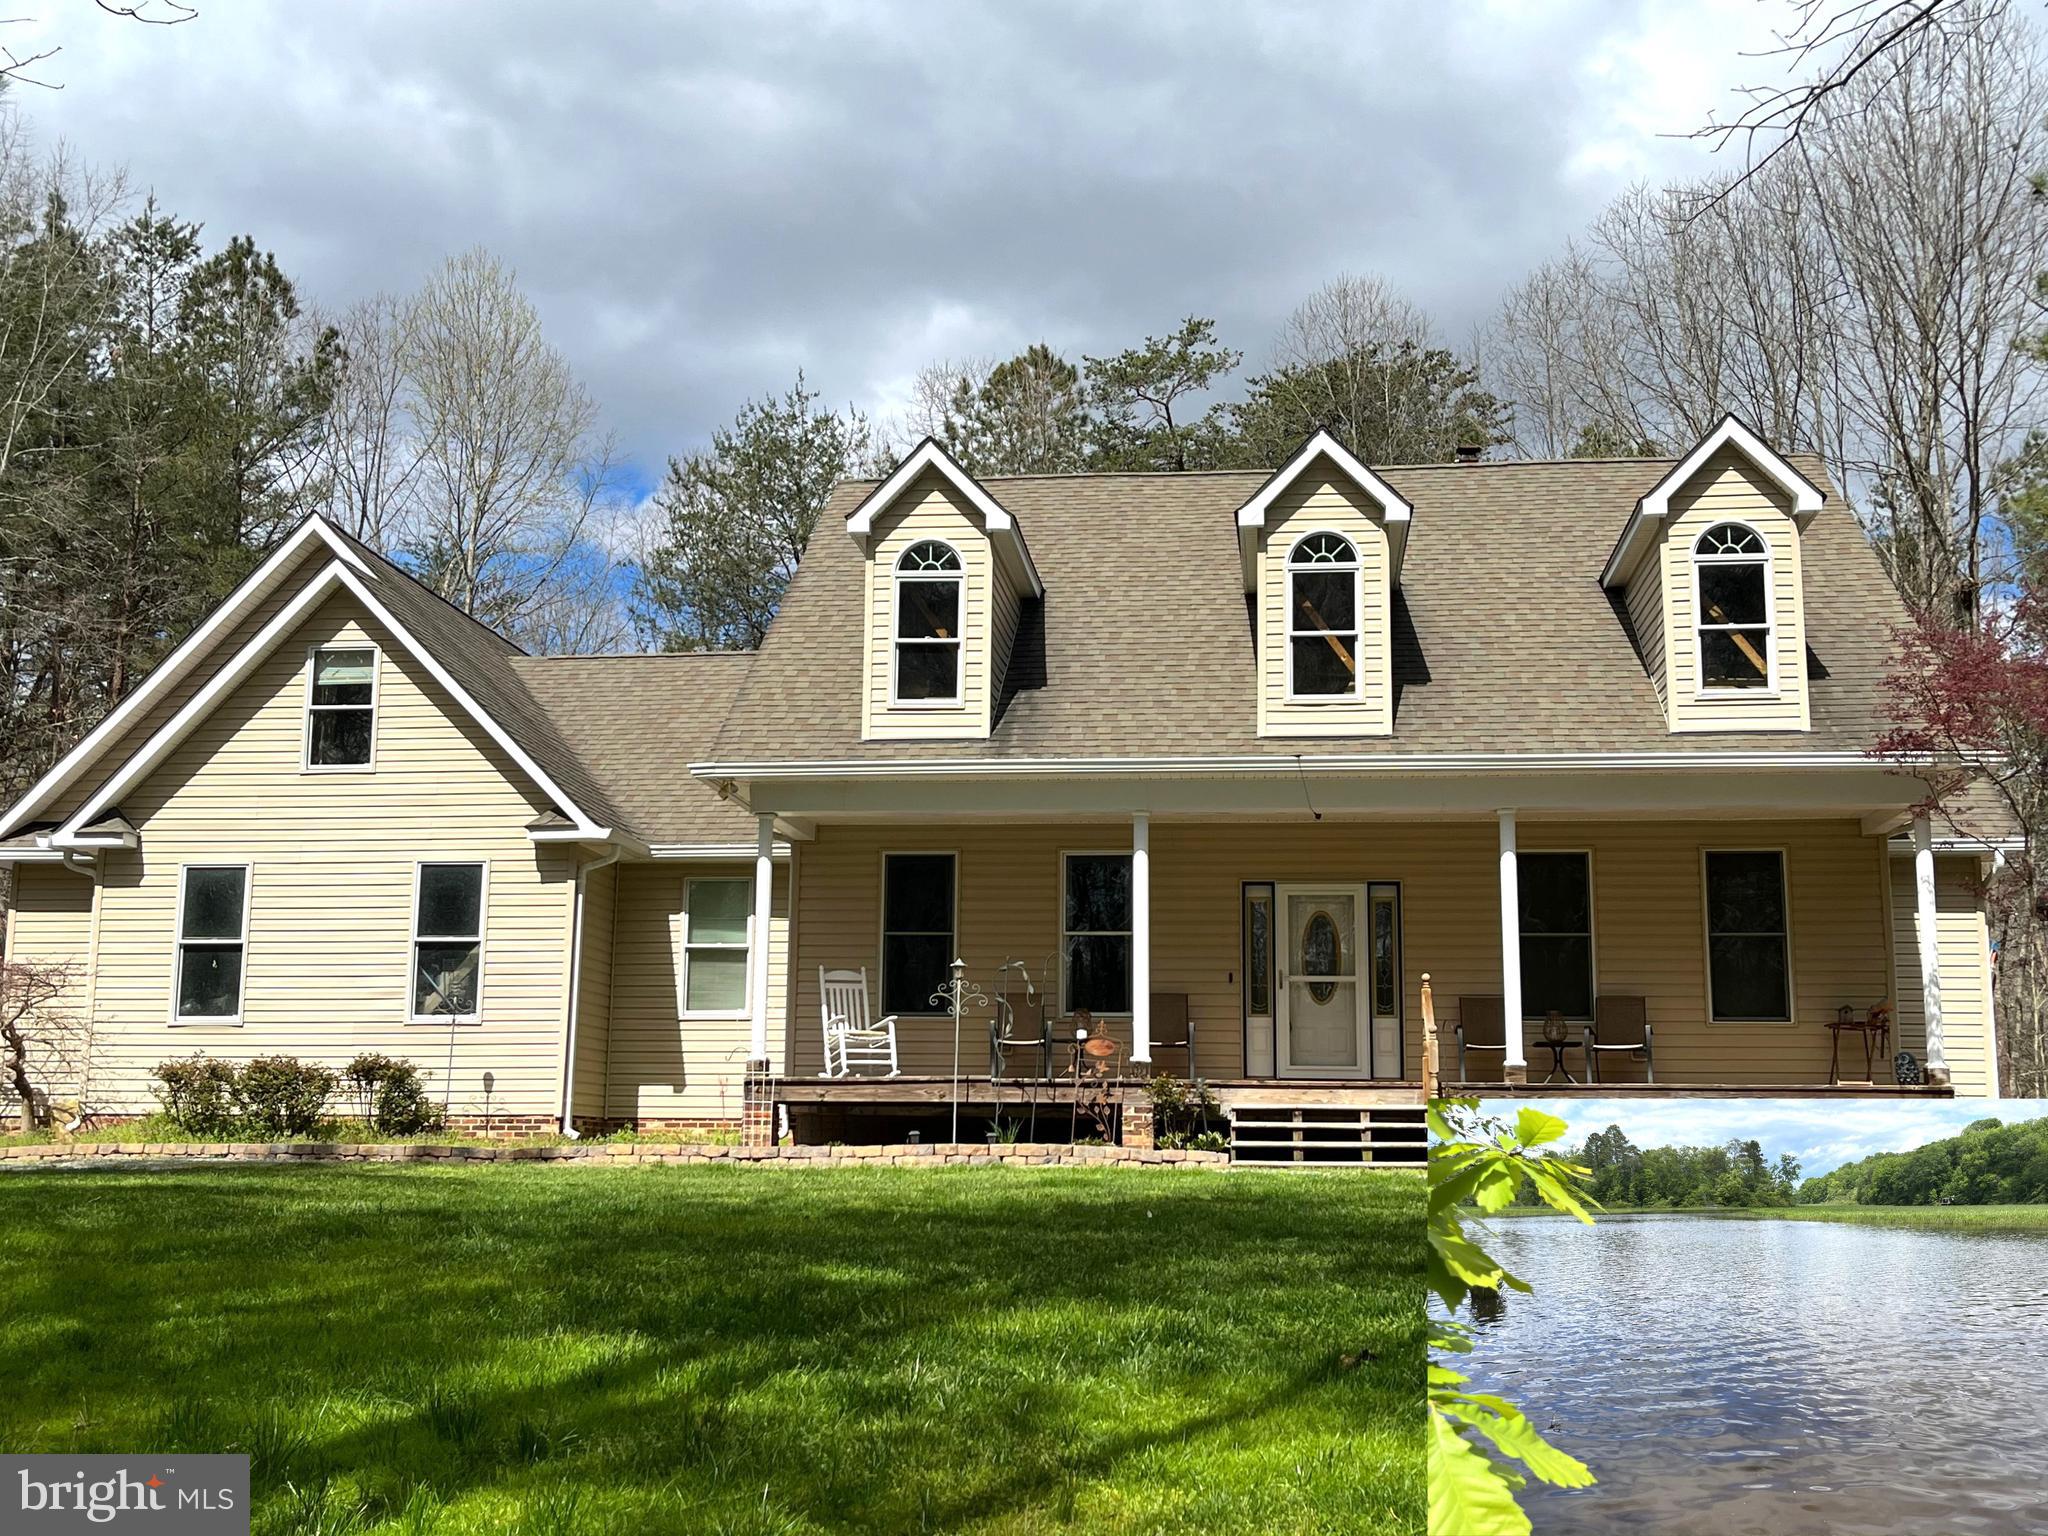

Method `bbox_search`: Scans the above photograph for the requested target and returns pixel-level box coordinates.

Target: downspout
[61,852,103,1131]
[559,847,623,1137]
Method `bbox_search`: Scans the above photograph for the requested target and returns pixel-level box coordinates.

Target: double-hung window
[682,878,751,1015]
[1063,852,1133,1015]
[412,862,485,1022]
[881,853,955,1016]
[307,646,377,767]
[1287,531,1361,699]
[175,865,249,1021]
[893,541,963,704]
[1693,524,1772,691]
[1518,852,1593,1020]
[1704,850,1790,1021]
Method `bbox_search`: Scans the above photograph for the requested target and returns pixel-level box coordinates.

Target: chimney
[1455,442,1484,464]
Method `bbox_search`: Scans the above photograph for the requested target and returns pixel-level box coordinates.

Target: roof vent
[1455,442,1484,464]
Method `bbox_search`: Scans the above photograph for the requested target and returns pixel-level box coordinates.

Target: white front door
[1277,885,1369,1078]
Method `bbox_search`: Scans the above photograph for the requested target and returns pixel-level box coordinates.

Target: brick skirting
[0,1140,1231,1169]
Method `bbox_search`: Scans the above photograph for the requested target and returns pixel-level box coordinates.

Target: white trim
[301,641,381,773]
[682,873,754,1021]
[1603,414,1823,588]
[1235,430,1414,586]
[845,438,1044,597]
[1273,881,1373,1078]
[408,859,488,1026]
[1284,530,1367,704]
[649,842,793,861]
[1689,520,1778,698]
[1700,846,1795,1024]
[1497,812,1524,1069]
[888,538,966,709]
[878,848,958,1019]
[0,517,367,840]
[1912,815,1948,1082]
[1059,848,1136,1019]
[694,749,1904,781]
[54,561,606,844]
[170,861,251,1027]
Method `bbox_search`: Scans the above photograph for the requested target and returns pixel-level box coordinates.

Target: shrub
[344,1052,446,1136]
[232,1056,337,1136]
[1145,1073,1221,1147]
[1161,1129,1229,1154]
[153,1056,238,1135]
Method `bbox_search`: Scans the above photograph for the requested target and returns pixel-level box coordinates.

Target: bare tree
[0,1,196,92]
[0,958,84,1131]
[314,293,422,546]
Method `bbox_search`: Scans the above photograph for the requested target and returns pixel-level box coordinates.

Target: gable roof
[1234,429,1415,583]
[703,451,1898,768]
[844,437,1044,597]
[1601,414,1825,587]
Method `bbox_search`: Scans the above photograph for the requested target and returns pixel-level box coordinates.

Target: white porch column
[749,813,774,1064]
[1131,812,1152,1066]
[1497,809,1526,1082]
[1913,814,1950,1086]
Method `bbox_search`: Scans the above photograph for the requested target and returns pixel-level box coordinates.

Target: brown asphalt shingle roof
[707,454,1900,762]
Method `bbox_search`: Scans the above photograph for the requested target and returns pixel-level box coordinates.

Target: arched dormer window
[1288,531,1361,699]
[893,540,963,704]
[1693,522,1772,691]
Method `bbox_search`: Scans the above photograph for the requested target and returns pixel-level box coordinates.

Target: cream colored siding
[569,861,618,1121]
[604,860,790,1123]
[1624,562,1669,715]
[1661,448,1810,733]
[787,818,1900,1088]
[71,592,576,1119]
[991,575,1022,716]
[1890,854,1995,1096]
[1256,469,1393,737]
[0,864,97,1108]
[862,472,993,741]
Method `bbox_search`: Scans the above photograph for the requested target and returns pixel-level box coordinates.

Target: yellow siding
[72,591,578,1119]
[569,861,618,1120]
[1624,562,1669,716]
[788,818,1906,1089]
[1661,449,1811,733]
[1890,854,1995,1096]
[1257,469,1393,737]
[604,860,790,1123]
[862,472,994,741]
[0,863,98,1108]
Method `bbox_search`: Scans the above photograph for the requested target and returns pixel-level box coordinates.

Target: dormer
[1236,431,1413,738]
[1602,416,1823,735]
[846,439,1042,741]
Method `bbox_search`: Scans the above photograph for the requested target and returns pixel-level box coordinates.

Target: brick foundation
[1121,1098,1156,1150]
[0,1140,1232,1170]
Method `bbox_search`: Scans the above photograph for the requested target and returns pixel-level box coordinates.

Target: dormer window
[1288,532,1362,700]
[893,540,963,705]
[1693,523,1772,692]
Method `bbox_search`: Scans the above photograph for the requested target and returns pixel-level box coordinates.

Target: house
[0,418,2009,1158]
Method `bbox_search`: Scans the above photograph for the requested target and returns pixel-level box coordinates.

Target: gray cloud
[20,0,1780,477]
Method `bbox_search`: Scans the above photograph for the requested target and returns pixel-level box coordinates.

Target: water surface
[1461,1214,2048,1535]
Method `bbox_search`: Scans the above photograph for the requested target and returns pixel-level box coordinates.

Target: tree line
[1509,1124,1803,1211]
[1798,1116,2048,1205]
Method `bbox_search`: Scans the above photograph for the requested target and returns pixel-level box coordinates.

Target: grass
[0,1163,1422,1535]
[1487,1202,2048,1234]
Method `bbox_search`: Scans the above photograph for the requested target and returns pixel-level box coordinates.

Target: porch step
[1226,1104,1428,1168]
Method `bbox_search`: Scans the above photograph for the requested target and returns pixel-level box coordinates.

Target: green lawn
[0,1164,1421,1536]
[1748,1202,2048,1234]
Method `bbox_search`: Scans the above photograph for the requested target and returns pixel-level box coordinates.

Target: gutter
[558,846,624,1137]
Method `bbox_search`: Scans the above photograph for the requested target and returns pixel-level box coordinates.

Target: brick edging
[0,1140,1232,1169]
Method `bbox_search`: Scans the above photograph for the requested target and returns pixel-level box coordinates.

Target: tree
[1083,316,1240,472]
[0,958,82,1131]
[632,373,873,651]
[936,343,1086,475]
[400,247,619,647]
[314,292,423,546]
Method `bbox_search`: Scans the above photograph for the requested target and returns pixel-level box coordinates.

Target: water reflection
[1457,1215,2048,1536]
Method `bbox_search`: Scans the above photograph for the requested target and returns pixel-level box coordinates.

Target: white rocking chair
[819,966,901,1078]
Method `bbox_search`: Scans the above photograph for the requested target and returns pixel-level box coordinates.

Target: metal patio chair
[1455,995,1508,1083]
[990,959,1054,1080]
[818,966,901,1078]
[1586,994,1654,1084]
[1149,991,1197,1078]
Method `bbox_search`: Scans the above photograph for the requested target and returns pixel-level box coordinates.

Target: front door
[1277,885,1369,1077]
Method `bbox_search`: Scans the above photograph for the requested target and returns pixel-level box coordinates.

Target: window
[1287,531,1361,698]
[307,646,376,767]
[1063,853,1133,1014]
[881,853,955,1015]
[175,865,248,1020]
[412,862,484,1021]
[683,878,750,1015]
[893,541,963,704]
[1518,852,1593,1019]
[1693,524,1771,691]
[1243,884,1274,1017]
[1704,850,1790,1021]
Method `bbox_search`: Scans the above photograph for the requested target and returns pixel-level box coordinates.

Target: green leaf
[1430,1232,1507,1290]
[1428,1410,1532,1536]
[1473,1163,1521,1212]
[1437,1396,1597,1489]
[1515,1108,1569,1148]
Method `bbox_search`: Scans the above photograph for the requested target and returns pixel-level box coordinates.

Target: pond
[1460,1214,2048,1536]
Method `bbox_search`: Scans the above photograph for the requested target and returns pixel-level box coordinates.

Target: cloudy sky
[1505,1097,2048,1177]
[12,1,1817,483]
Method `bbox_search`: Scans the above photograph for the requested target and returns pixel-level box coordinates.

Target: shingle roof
[707,454,1899,763]
[510,653,758,845]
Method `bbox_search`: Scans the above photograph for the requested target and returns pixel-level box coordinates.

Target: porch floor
[774,1075,1426,1108]
[1447,1080,1955,1099]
